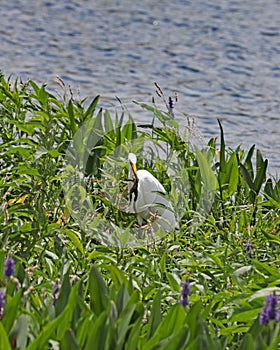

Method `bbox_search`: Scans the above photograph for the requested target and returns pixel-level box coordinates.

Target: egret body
[127,153,176,232]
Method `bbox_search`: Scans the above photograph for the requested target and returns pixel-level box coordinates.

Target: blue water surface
[1,0,279,174]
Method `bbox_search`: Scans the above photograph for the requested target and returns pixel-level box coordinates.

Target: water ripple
[0,0,279,173]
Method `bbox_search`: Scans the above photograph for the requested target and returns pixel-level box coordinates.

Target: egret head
[128,153,138,178]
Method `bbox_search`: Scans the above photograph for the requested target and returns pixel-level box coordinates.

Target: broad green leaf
[253,260,280,278]
[218,119,226,171]
[55,272,71,316]
[240,164,255,190]
[166,272,180,292]
[2,290,23,334]
[88,265,109,316]
[82,95,100,123]
[124,318,142,350]
[67,99,77,134]
[230,309,260,323]
[61,328,80,350]
[109,265,128,290]
[12,165,40,176]
[195,147,217,192]
[254,156,268,194]
[0,322,11,350]
[5,146,33,159]
[233,265,252,277]
[146,290,162,340]
[239,333,254,350]
[244,144,256,179]
[161,326,189,350]
[104,109,114,134]
[117,304,136,349]
[186,301,203,340]
[249,287,280,301]
[63,229,84,256]
[9,314,29,350]
[144,303,186,350]
[0,250,4,281]
[84,312,113,350]
[115,283,130,316]
[226,152,239,195]
[27,283,79,350]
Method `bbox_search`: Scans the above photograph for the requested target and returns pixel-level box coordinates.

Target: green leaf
[195,147,217,192]
[218,119,225,171]
[63,229,84,256]
[253,260,280,278]
[9,314,29,350]
[61,328,80,350]
[240,164,255,190]
[230,309,260,323]
[254,150,268,194]
[244,144,256,179]
[55,273,71,316]
[84,312,113,350]
[146,290,162,340]
[161,326,189,350]
[6,120,35,134]
[26,307,70,350]
[67,99,77,134]
[0,322,11,350]
[13,165,41,176]
[249,287,280,301]
[239,333,254,350]
[166,272,180,292]
[2,290,23,334]
[185,301,202,340]
[0,250,4,281]
[115,283,130,316]
[48,149,61,158]
[88,265,109,316]
[117,304,136,349]
[124,318,142,350]
[109,265,129,290]
[5,146,33,159]
[224,152,239,195]
[144,303,186,350]
[27,283,80,350]
[104,109,114,134]
[83,96,100,124]
[205,253,223,269]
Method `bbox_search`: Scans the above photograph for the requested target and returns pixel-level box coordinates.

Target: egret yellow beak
[130,161,138,178]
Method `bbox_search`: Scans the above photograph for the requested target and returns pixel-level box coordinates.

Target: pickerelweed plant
[0,73,280,349]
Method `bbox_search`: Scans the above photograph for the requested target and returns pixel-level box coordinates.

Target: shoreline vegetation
[0,74,280,349]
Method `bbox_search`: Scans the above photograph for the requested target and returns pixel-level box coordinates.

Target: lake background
[1,0,279,174]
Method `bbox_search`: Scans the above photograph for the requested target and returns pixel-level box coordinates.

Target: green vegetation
[0,73,280,349]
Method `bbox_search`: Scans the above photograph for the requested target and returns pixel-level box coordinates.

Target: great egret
[127,153,176,232]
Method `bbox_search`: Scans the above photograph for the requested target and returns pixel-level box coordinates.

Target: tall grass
[0,73,280,349]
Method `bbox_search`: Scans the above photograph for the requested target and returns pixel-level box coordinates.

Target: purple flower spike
[179,280,190,307]
[4,257,15,278]
[244,241,253,258]
[259,294,279,325]
[168,97,175,118]
[168,96,174,110]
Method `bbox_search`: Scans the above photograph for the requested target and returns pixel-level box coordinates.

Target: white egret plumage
[127,153,176,232]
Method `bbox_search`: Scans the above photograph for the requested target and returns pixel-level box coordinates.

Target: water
[1,0,279,175]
